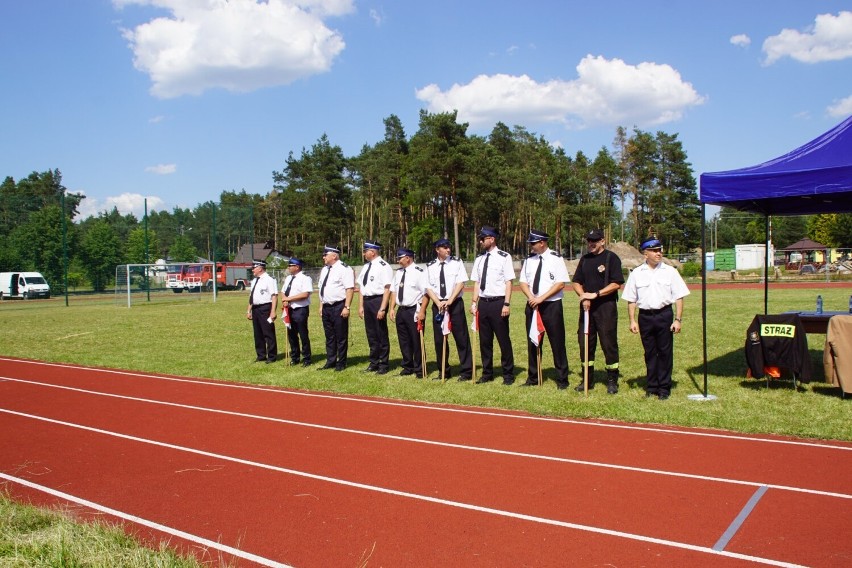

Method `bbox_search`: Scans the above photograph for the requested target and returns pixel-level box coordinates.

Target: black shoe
[302,360,312,367]
[645,391,656,398]
[334,366,346,372]
[658,392,670,400]
[475,377,494,384]
[556,383,569,390]
[399,370,414,376]
[364,366,378,373]
[291,360,300,366]
[318,363,335,370]
[265,359,276,364]
[503,378,515,386]
[519,381,538,387]
[574,382,592,392]
[458,376,472,382]
[606,382,619,395]
[254,358,265,363]
[375,368,389,375]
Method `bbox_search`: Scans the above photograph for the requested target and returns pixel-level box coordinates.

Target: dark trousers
[577,300,619,370]
[286,306,311,363]
[396,306,422,374]
[478,298,514,381]
[363,294,390,371]
[525,300,568,385]
[321,302,349,369]
[252,303,277,362]
[638,307,674,395]
[431,299,473,378]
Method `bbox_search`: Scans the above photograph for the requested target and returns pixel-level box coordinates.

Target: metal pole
[212,204,217,302]
[145,198,150,302]
[61,190,68,307]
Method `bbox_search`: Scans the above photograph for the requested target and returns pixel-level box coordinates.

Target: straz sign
[761,324,796,338]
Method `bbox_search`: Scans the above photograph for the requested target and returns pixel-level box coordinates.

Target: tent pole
[690,203,716,401]
[764,215,770,315]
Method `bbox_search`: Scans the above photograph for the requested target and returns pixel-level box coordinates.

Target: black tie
[479,253,490,292]
[362,262,371,286]
[439,262,447,298]
[284,276,294,296]
[398,269,406,304]
[320,268,330,299]
[249,278,258,306]
[532,256,543,295]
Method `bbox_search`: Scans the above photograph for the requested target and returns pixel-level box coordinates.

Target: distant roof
[780,238,828,251]
[234,241,275,263]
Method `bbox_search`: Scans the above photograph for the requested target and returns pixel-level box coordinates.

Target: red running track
[1,356,850,567]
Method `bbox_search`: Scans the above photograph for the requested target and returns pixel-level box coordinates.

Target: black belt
[398,305,416,310]
[641,306,671,314]
[324,300,344,307]
[251,303,271,309]
[363,294,383,299]
[479,296,504,302]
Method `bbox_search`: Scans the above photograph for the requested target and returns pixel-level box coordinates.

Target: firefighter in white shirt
[470,226,515,385]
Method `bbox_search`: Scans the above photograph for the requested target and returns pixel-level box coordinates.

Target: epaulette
[549,251,562,258]
[477,251,487,257]
[378,260,387,266]
[450,256,458,261]
[414,266,424,272]
[527,252,536,258]
[426,259,437,267]
[398,266,405,271]
[340,262,349,268]
[497,250,509,257]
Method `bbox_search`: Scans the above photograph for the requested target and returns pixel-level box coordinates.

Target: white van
[0,272,51,300]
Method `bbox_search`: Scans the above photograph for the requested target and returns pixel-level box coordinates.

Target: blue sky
[2,1,851,221]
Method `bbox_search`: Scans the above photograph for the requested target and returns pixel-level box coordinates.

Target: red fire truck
[167,263,252,293]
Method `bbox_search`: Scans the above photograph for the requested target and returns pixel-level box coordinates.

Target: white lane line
[0,409,807,568]
[715,486,769,552]
[0,472,293,568]
[2,357,850,452]
[3,377,850,501]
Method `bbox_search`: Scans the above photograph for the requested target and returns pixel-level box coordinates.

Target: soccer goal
[115,262,216,307]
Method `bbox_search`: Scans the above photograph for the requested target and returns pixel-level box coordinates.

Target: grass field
[2,284,850,441]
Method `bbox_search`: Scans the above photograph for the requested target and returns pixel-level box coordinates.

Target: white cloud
[369,8,383,26]
[76,192,167,220]
[730,34,751,48]
[763,11,852,65]
[827,94,852,118]
[415,54,706,129]
[114,0,355,98]
[145,163,177,175]
[148,115,165,123]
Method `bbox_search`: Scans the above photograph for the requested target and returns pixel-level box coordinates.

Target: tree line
[6,111,844,293]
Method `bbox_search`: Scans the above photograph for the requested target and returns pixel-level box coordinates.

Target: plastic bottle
[816,294,823,314]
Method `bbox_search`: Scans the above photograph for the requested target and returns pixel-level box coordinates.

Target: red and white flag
[441,310,452,336]
[529,308,545,347]
[470,310,479,333]
[281,306,291,329]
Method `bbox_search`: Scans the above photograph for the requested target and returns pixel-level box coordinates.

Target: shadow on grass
[686,346,833,394]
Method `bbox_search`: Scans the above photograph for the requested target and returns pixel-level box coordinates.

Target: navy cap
[323,245,341,255]
[433,238,451,248]
[478,225,499,238]
[585,228,604,241]
[526,229,550,243]
[252,259,266,268]
[397,247,415,258]
[288,257,303,267]
[363,240,382,251]
[640,237,663,251]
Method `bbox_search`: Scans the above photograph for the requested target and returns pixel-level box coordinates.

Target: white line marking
[715,486,769,551]
[0,409,807,568]
[0,472,293,568]
[2,357,849,452]
[3,377,850,500]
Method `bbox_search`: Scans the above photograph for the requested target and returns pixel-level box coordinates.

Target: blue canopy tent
[695,115,852,398]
